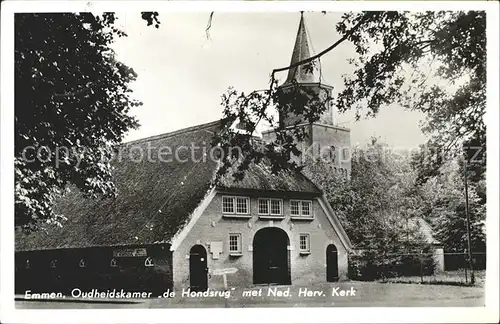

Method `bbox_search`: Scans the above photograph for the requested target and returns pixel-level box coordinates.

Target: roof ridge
[123,120,221,146]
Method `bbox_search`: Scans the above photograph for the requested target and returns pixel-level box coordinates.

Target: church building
[262,14,351,177]
[15,14,354,294]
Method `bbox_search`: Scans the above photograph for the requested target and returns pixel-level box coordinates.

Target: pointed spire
[284,12,321,85]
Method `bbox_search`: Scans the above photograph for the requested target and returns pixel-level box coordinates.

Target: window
[258,198,283,216]
[299,234,310,254]
[301,201,311,216]
[222,196,250,215]
[258,199,269,215]
[222,196,235,214]
[229,233,242,254]
[236,197,249,214]
[290,200,313,218]
[290,200,300,216]
[330,146,336,162]
[341,148,350,161]
[271,199,282,215]
[229,146,241,160]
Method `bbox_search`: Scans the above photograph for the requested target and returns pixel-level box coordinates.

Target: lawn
[379,270,486,286]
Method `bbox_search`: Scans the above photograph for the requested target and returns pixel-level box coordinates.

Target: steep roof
[408,218,441,245]
[283,13,322,85]
[15,121,221,251]
[16,121,322,251]
[219,162,321,195]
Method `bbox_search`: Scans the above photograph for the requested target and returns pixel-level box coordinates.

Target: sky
[111,11,428,149]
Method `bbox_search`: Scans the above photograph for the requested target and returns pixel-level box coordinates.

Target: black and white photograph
[1,1,499,323]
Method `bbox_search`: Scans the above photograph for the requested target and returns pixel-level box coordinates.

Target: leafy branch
[212,13,372,183]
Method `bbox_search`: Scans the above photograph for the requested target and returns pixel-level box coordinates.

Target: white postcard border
[1,1,499,323]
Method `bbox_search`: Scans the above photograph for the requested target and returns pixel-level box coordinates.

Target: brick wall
[310,123,351,172]
[262,123,351,174]
[173,192,349,290]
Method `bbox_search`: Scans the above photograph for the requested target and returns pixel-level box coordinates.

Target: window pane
[236,197,248,214]
[258,199,269,215]
[229,234,241,253]
[342,148,350,160]
[301,201,311,216]
[299,234,309,252]
[291,201,300,215]
[270,199,282,215]
[330,146,336,162]
[222,197,234,213]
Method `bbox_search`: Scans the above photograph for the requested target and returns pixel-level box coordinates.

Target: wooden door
[326,244,339,282]
[253,228,290,285]
[189,245,208,291]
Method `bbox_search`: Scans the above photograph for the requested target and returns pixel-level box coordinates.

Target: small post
[463,146,475,285]
[212,268,237,308]
[464,250,468,284]
[223,273,229,308]
[420,250,424,284]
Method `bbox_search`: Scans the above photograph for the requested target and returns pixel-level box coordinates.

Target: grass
[379,270,486,287]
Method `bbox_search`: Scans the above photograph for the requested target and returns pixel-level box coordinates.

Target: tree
[213,11,486,186]
[14,13,147,231]
[304,140,433,279]
[420,160,486,253]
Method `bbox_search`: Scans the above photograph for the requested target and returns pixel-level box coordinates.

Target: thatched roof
[408,218,441,245]
[219,162,321,195]
[16,121,321,252]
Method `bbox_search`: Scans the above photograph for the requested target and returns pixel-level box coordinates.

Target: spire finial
[284,11,318,84]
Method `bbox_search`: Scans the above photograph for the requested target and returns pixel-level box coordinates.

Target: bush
[348,249,436,281]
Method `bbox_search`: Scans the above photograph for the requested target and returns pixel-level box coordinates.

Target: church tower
[262,13,351,176]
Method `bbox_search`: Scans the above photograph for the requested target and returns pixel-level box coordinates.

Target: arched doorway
[326,244,339,282]
[253,227,291,285]
[189,245,208,291]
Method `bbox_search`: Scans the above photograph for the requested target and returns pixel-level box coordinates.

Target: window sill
[229,253,243,257]
[291,216,314,221]
[299,251,311,255]
[222,214,252,219]
[258,215,285,220]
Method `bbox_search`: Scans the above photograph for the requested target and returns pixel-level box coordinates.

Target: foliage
[337,11,486,182]
[307,138,485,275]
[15,13,144,230]
[348,248,435,281]
[304,139,434,279]
[420,160,486,253]
[211,80,331,182]
[141,12,161,28]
